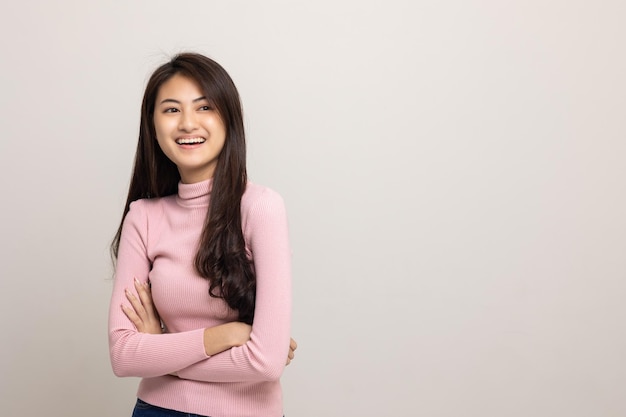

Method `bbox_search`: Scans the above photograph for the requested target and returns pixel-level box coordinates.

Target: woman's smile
[176,136,206,145]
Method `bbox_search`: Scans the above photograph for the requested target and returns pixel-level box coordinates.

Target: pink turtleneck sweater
[108,180,291,417]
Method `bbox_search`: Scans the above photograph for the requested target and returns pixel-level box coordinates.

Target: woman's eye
[199,105,212,111]
[164,108,179,113]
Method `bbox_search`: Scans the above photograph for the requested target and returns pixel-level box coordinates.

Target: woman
[109,52,295,417]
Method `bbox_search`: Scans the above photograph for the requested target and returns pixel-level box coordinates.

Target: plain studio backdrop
[0,1,624,416]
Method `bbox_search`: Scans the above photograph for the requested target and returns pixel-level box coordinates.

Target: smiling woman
[154,74,227,183]
[108,53,296,417]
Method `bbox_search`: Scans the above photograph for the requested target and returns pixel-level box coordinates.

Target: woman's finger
[286,350,294,365]
[134,279,156,319]
[121,304,144,331]
[123,279,162,335]
[125,288,147,319]
[285,338,297,365]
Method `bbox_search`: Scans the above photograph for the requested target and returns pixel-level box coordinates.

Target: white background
[1,1,625,416]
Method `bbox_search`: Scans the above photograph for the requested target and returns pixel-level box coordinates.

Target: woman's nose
[178,111,198,132]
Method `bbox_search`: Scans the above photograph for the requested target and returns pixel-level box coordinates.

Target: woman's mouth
[176,137,206,145]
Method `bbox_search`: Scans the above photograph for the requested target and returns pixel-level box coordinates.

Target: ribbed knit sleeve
[108,200,209,377]
[176,188,292,382]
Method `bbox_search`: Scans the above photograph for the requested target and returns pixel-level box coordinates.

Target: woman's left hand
[286,338,297,365]
[121,278,163,334]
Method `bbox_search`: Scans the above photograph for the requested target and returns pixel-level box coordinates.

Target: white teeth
[176,137,205,144]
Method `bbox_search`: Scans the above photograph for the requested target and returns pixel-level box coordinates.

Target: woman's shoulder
[126,195,174,223]
[242,182,285,211]
[128,195,174,211]
[241,183,288,236]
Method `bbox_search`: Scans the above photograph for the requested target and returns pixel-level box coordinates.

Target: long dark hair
[111,53,255,324]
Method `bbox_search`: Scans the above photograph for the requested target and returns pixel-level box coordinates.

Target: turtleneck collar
[176,178,213,208]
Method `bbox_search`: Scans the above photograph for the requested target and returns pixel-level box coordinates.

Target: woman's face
[153,74,226,183]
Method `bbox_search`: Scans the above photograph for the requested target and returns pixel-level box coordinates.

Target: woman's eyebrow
[158,96,208,105]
